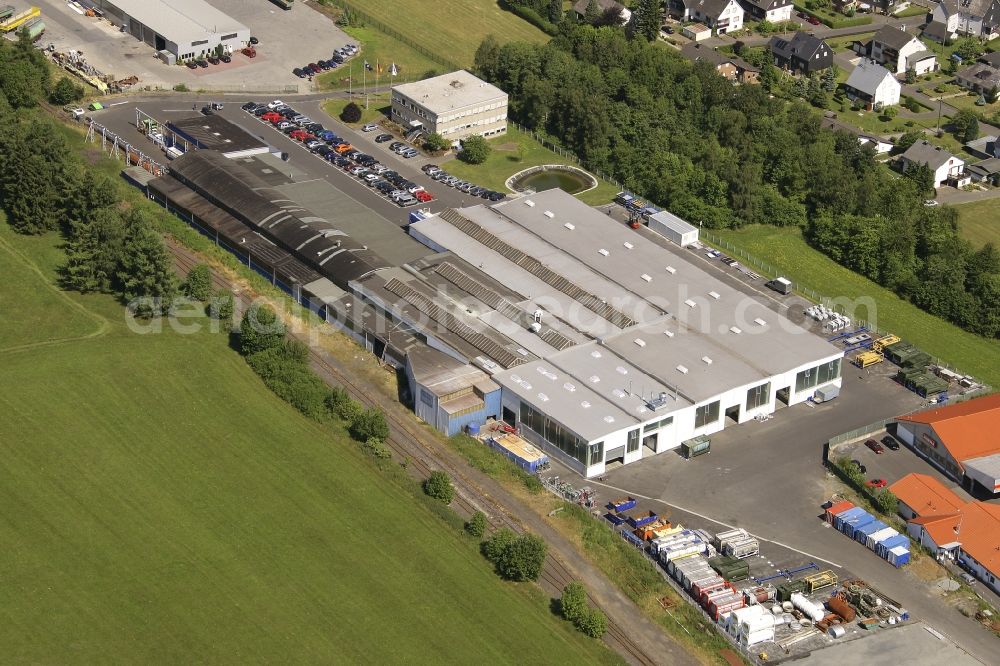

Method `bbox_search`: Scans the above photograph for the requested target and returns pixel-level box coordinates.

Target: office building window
[221,32,237,40]
[627,429,639,453]
[643,416,674,433]
[519,402,590,466]
[796,359,841,392]
[746,382,770,411]
[694,401,720,429]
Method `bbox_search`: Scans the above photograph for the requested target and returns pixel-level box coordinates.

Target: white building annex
[406,190,844,477]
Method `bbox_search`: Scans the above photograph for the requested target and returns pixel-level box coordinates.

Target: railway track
[169,244,660,666]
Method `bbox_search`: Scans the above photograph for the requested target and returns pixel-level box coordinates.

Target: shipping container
[842,512,875,539]
[684,567,718,590]
[853,519,888,544]
[887,545,910,567]
[876,534,910,558]
[723,535,760,559]
[833,507,866,531]
[701,585,737,609]
[662,543,706,566]
[776,580,806,602]
[625,510,659,528]
[648,210,699,247]
[742,627,775,646]
[709,594,745,621]
[604,512,625,526]
[866,527,899,550]
[691,576,727,599]
[635,519,673,541]
[825,500,855,524]
[607,496,637,513]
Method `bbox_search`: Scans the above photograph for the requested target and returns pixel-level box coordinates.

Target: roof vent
[666,266,676,274]
[634,338,646,347]
[598,248,610,257]
[590,350,602,358]
[612,389,627,399]
[543,210,554,219]
[524,199,535,207]
[538,393,549,402]
[754,317,767,326]
[510,374,522,384]
[563,382,576,392]
[616,366,628,375]
[603,416,616,423]
[677,365,689,374]
[589,375,600,384]
[730,326,742,334]
[564,222,575,230]
[702,356,713,365]
[641,273,652,282]
[581,400,591,409]
[684,299,697,307]
[623,241,634,249]
[709,291,720,300]
[664,330,674,338]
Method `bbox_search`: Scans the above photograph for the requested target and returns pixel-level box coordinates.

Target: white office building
[391,70,508,140]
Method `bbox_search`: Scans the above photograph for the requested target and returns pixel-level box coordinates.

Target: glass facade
[520,402,600,466]
[626,429,640,453]
[746,382,770,411]
[643,416,674,433]
[694,401,720,429]
[795,358,841,393]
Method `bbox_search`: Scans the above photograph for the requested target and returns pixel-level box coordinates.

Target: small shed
[648,210,699,247]
[683,23,712,42]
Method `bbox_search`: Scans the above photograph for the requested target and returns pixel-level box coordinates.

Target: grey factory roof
[845,59,895,96]
[169,115,267,156]
[392,70,507,115]
[105,0,247,45]
[168,150,390,287]
[872,25,919,51]
[649,210,698,235]
[411,189,842,436]
[407,345,499,399]
[900,140,962,170]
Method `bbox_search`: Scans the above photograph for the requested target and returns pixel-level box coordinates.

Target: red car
[807,16,821,25]
[262,112,282,123]
[865,439,884,454]
[289,129,308,140]
[415,190,433,203]
[865,479,888,489]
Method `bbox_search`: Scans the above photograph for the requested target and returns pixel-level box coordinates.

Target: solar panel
[438,210,636,328]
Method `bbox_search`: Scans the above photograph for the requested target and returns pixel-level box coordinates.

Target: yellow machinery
[853,351,884,369]
[1,6,39,32]
[872,334,899,354]
[804,570,838,593]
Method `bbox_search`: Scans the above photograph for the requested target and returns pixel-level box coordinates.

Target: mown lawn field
[0,222,616,665]
[333,0,550,69]
[954,198,1000,248]
[444,127,620,206]
[317,26,443,91]
[708,225,1000,387]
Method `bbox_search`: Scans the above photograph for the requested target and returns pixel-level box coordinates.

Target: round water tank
[467,423,481,436]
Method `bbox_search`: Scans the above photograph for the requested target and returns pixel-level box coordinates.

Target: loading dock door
[155,34,166,51]
[642,433,658,455]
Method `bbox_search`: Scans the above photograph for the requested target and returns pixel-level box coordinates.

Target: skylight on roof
[538,393,549,402]
[563,382,576,392]
[590,350,602,358]
[564,222,575,230]
[616,366,628,375]
[543,210,554,219]
[684,299,697,307]
[524,199,535,207]
[666,266,676,274]
[641,274,652,282]
[677,365,689,374]
[598,248,610,257]
[589,375,600,384]
[603,416,615,423]
[730,326,742,334]
[623,242,634,249]
[702,356,713,365]
[754,317,767,326]
[709,291,720,300]
[634,338,646,347]
[581,401,591,408]
[664,330,674,338]
[612,389,626,399]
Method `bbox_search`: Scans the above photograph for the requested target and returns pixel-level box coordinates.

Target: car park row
[243,100,434,208]
[292,44,358,79]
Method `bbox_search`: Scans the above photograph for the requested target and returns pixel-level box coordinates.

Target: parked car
[850,459,867,474]
[211,102,224,110]
[865,478,888,489]
[362,123,379,132]
[207,55,220,65]
[389,141,404,150]
[242,101,257,111]
[267,100,285,109]
[865,439,885,454]
[807,16,821,25]
[196,59,209,68]
[201,106,214,115]
[186,61,199,70]
[415,190,434,203]
[305,139,323,150]
[402,149,419,158]
[422,164,440,174]
[221,54,232,63]
[881,435,900,451]
[293,68,306,78]
[375,133,393,143]
[249,36,259,45]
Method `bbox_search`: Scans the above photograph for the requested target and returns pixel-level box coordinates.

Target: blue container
[605,513,625,526]
[844,512,875,539]
[854,520,888,544]
[835,507,865,532]
[877,534,910,558]
[466,422,481,436]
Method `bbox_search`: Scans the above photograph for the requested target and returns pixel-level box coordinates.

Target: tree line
[473,25,1000,339]
[0,33,177,315]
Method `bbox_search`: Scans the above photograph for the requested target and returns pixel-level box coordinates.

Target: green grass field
[444,127,619,206]
[955,198,1000,248]
[0,222,616,664]
[335,0,550,69]
[317,26,443,91]
[322,97,390,127]
[708,225,1000,387]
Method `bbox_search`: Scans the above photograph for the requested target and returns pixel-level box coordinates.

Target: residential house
[738,0,793,22]
[896,393,1000,495]
[921,20,955,44]
[890,472,1000,594]
[930,0,1000,41]
[768,32,833,75]
[858,134,894,154]
[956,59,1000,95]
[966,157,1000,185]
[681,44,761,84]
[572,0,630,24]
[867,25,937,75]
[844,59,901,109]
[964,134,999,159]
[670,0,745,35]
[682,23,713,41]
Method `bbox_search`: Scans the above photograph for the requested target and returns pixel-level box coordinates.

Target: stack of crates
[708,555,750,582]
[712,528,759,559]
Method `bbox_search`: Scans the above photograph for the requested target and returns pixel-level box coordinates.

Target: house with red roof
[896,393,1000,496]
[890,472,1000,593]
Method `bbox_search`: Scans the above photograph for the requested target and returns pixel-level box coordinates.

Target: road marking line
[592,479,843,569]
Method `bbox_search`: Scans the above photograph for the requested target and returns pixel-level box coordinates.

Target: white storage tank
[790,593,825,622]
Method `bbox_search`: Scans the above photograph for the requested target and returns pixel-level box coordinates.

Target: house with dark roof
[572,0,630,24]
[956,59,1000,95]
[930,0,1000,40]
[896,393,1000,495]
[738,0,793,22]
[866,25,937,75]
[681,43,761,84]
[844,59,901,109]
[768,32,832,75]
[669,0,745,34]
[890,472,1000,594]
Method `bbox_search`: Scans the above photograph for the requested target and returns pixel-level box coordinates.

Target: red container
[691,576,727,600]
[825,500,855,524]
[708,594,745,621]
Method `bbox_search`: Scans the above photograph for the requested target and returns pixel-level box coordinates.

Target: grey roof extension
[900,140,961,170]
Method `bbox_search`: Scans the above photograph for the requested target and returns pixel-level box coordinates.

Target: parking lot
[33,0,349,91]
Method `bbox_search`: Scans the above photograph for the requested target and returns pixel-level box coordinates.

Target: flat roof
[169,115,266,155]
[964,453,1000,482]
[108,0,247,44]
[392,70,507,115]
[649,210,698,235]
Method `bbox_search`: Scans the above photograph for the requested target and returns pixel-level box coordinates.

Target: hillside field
[0,221,615,665]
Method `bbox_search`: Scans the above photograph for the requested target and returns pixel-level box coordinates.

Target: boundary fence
[321,0,463,72]
[510,121,624,192]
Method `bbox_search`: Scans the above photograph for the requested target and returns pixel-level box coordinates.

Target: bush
[49,77,84,105]
[499,0,560,36]
[466,511,488,537]
[245,346,330,420]
[876,488,899,515]
[560,582,588,623]
[173,83,189,92]
[482,527,517,562]
[349,407,389,443]
[341,101,362,123]
[361,437,392,460]
[460,135,491,164]
[424,132,449,152]
[239,303,285,356]
[207,289,234,329]
[577,607,608,638]
[183,263,212,301]
[423,470,455,503]
[494,533,547,582]
[325,387,353,418]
